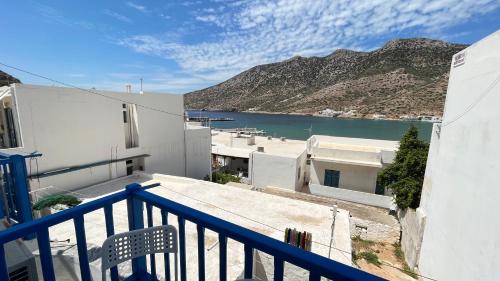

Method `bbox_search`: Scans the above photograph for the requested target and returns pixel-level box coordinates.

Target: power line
[156,185,438,280]
[0,62,185,118]
[441,74,500,128]
[157,186,352,256]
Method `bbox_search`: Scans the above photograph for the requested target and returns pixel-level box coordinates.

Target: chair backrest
[101,225,178,280]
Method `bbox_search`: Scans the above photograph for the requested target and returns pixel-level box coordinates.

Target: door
[324,169,340,187]
[5,108,17,147]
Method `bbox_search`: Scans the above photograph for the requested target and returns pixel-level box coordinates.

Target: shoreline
[186,109,441,122]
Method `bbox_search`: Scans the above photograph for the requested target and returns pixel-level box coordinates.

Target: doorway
[324,169,340,187]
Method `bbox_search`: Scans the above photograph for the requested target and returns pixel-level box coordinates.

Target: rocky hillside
[185,38,467,118]
[0,70,20,87]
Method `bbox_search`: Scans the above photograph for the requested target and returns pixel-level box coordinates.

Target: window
[123,104,139,148]
[298,167,301,179]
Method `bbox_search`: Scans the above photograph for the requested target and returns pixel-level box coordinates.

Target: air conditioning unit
[0,222,38,281]
[280,137,286,142]
[257,146,265,152]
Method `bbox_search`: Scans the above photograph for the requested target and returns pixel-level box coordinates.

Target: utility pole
[328,205,338,259]
[140,78,143,94]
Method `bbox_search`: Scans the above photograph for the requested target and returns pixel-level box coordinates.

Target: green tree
[378,126,429,209]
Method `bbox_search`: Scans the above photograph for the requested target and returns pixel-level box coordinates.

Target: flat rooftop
[44,173,352,280]
[212,131,307,158]
[311,135,399,152]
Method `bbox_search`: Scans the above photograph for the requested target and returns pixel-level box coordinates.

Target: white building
[211,132,307,190]
[0,84,211,194]
[413,30,500,280]
[211,131,398,203]
[307,135,398,194]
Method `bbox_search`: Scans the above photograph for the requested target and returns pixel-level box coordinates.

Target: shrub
[33,194,81,210]
[208,172,241,184]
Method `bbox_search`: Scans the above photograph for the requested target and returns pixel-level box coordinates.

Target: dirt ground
[352,238,417,281]
[256,186,416,281]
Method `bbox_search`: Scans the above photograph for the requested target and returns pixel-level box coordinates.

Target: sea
[187,111,434,141]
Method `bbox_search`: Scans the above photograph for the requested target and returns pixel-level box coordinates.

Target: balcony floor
[36,173,352,280]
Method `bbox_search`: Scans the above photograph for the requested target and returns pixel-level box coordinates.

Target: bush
[33,194,81,210]
[206,172,241,184]
[357,252,382,267]
[378,126,429,209]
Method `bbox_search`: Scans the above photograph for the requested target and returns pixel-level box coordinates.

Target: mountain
[184,38,467,118]
[0,70,20,87]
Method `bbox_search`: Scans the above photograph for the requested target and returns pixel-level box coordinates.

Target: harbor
[187,111,433,141]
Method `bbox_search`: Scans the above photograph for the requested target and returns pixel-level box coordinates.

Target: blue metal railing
[0,152,42,226]
[0,182,386,281]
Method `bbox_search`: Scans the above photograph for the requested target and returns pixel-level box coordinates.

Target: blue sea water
[188,111,433,141]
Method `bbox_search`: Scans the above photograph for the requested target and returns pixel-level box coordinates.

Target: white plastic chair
[101,225,178,281]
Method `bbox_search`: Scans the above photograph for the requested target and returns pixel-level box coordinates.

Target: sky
[1,1,499,94]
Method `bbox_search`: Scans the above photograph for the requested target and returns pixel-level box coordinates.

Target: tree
[378,126,429,209]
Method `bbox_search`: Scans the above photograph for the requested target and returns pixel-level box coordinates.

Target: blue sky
[1,1,499,94]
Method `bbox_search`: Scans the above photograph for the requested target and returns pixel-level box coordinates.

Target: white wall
[1,84,188,193]
[398,208,426,269]
[185,125,211,179]
[309,160,380,193]
[251,152,299,191]
[417,31,500,281]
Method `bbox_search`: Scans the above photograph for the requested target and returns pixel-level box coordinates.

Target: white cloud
[35,3,95,30]
[119,0,500,90]
[126,2,148,13]
[93,71,214,93]
[103,9,132,23]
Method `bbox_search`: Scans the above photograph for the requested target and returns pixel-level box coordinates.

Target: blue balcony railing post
[146,203,157,278]
[74,215,92,281]
[161,209,171,281]
[244,244,253,279]
[178,217,187,281]
[197,225,205,281]
[104,204,119,281]
[126,183,147,276]
[10,155,34,228]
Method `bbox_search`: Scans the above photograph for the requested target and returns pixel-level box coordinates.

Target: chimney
[247,134,256,145]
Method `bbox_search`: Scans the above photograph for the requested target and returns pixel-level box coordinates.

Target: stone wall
[350,217,400,244]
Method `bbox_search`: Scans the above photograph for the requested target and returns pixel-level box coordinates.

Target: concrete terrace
[212,131,307,158]
[44,173,352,280]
